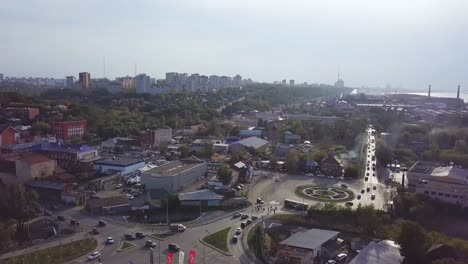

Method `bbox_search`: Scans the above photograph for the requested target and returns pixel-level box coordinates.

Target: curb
[199,237,233,257]
[147,233,177,241]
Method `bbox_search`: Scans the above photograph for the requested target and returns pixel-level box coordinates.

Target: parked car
[44,210,53,216]
[246,219,252,225]
[146,240,156,248]
[371,193,376,200]
[361,189,365,194]
[365,177,369,181]
[240,222,246,229]
[168,243,179,252]
[115,183,123,189]
[336,253,347,261]
[345,202,353,207]
[88,251,100,261]
[126,194,134,200]
[106,237,114,245]
[125,234,136,240]
[357,194,361,199]
[274,177,280,182]
[366,187,370,192]
[169,224,186,232]
[233,212,241,218]
[136,232,145,238]
[373,185,377,190]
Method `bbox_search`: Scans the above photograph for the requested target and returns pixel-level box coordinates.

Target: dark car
[57,215,66,221]
[233,212,241,218]
[98,220,107,226]
[366,187,370,192]
[232,236,238,243]
[44,210,53,216]
[125,234,136,240]
[361,189,365,194]
[357,194,361,199]
[92,227,100,235]
[341,184,348,188]
[240,222,246,229]
[365,177,369,181]
[168,243,179,252]
[345,202,353,207]
[256,198,264,204]
[251,216,258,221]
[136,232,145,239]
[246,219,252,225]
[240,214,249,220]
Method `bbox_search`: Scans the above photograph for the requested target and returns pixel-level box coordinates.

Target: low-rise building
[320,155,343,177]
[2,107,40,124]
[349,240,403,264]
[191,139,222,154]
[0,126,20,146]
[0,153,58,184]
[229,137,269,154]
[86,196,131,215]
[305,160,319,174]
[178,189,223,207]
[284,131,301,144]
[278,229,341,264]
[140,157,207,192]
[140,128,173,149]
[51,120,87,140]
[239,129,262,139]
[407,161,468,207]
[93,157,145,175]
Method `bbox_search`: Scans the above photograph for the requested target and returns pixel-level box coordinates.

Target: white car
[88,251,100,261]
[115,183,123,188]
[235,228,242,234]
[106,237,114,244]
[336,253,347,261]
[126,194,134,200]
[327,260,336,264]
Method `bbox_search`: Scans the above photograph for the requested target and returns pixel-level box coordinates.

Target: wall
[141,163,207,192]
[15,159,56,182]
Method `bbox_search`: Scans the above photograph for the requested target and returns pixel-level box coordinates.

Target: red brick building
[3,107,40,123]
[0,126,20,146]
[51,120,87,140]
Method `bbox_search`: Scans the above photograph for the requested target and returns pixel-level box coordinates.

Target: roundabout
[295,185,355,202]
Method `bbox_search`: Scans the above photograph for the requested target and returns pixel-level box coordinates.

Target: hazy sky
[1,0,467,91]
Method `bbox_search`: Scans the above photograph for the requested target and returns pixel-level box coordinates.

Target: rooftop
[143,157,204,176]
[86,196,129,210]
[26,181,67,191]
[38,142,96,154]
[18,153,53,165]
[231,136,269,149]
[179,189,223,201]
[280,228,339,250]
[94,157,144,167]
[409,161,468,185]
[349,240,403,264]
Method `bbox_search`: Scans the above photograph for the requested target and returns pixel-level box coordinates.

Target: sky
[1,0,468,91]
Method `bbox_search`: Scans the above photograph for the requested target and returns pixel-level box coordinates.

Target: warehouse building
[140,157,207,192]
[93,157,145,175]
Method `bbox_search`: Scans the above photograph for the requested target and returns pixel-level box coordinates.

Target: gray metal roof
[178,189,223,201]
[232,136,269,149]
[349,240,403,264]
[280,229,339,250]
[94,157,144,167]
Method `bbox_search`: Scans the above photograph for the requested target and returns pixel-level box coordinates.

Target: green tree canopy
[217,164,233,185]
[0,183,39,232]
[394,219,431,264]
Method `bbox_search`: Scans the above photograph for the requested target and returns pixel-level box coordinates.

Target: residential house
[284,131,301,144]
[0,126,20,146]
[305,160,320,174]
[320,155,343,177]
[349,240,403,264]
[239,129,262,139]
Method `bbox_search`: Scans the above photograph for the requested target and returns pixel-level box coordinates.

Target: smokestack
[428,84,431,98]
[457,85,460,99]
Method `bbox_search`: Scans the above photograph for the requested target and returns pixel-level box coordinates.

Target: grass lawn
[296,185,355,202]
[119,241,135,251]
[202,227,231,253]
[150,233,175,240]
[5,238,97,264]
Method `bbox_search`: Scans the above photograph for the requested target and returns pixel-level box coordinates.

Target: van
[169,224,186,232]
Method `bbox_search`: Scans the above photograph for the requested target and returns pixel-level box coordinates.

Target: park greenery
[0,183,40,248]
[4,238,97,264]
[202,227,231,253]
[217,165,233,185]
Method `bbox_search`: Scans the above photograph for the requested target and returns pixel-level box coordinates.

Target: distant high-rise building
[65,76,75,88]
[289,80,295,86]
[282,79,287,85]
[78,72,91,89]
[233,74,242,86]
[135,74,151,93]
[0,73,3,81]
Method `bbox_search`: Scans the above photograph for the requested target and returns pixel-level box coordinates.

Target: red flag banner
[189,250,196,264]
[167,252,173,264]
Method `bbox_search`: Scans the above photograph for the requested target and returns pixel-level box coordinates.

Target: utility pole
[166,198,169,225]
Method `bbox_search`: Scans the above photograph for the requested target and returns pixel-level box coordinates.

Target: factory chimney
[428,84,431,98]
[457,85,460,99]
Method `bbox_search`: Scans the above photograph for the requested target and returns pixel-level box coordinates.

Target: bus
[284,199,309,211]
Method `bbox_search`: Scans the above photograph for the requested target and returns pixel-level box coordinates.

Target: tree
[31,122,50,136]
[376,141,393,165]
[269,155,278,170]
[344,165,359,179]
[454,140,467,154]
[0,183,39,232]
[178,144,190,158]
[394,220,431,264]
[313,151,327,163]
[217,164,233,185]
[285,151,299,172]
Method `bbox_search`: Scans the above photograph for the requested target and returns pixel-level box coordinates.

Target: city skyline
[1,0,468,90]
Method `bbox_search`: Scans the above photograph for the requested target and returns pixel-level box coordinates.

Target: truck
[169,224,187,232]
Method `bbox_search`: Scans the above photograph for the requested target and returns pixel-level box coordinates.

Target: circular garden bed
[295,185,355,202]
